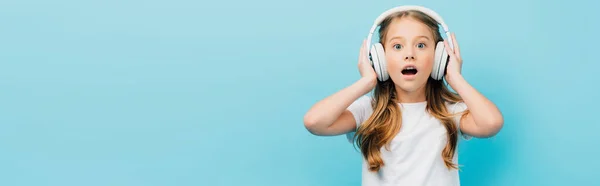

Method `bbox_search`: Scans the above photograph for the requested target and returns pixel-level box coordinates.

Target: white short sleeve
[345,96,373,143]
[450,102,472,140]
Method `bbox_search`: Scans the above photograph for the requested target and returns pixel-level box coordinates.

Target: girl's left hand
[443,33,462,80]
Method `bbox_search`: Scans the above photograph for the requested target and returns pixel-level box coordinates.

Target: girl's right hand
[303,39,379,136]
[358,39,378,87]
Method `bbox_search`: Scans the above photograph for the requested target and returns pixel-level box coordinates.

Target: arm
[304,39,378,136]
[443,33,504,138]
[447,74,504,138]
[303,77,376,136]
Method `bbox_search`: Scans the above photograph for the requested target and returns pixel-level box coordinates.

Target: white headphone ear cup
[370,43,387,81]
[432,41,447,80]
[374,43,388,81]
[369,44,382,81]
[439,44,449,80]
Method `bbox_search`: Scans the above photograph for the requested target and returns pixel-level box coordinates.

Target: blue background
[1,0,598,185]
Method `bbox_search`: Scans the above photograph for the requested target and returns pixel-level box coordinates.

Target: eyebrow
[387,35,431,42]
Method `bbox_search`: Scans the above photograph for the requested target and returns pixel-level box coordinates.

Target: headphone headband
[366,5,453,59]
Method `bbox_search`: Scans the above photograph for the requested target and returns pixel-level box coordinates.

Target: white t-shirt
[345,95,470,186]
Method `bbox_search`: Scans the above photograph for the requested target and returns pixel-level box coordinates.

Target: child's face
[383,17,437,93]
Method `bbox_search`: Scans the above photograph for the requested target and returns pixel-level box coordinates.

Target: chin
[392,76,428,92]
[397,83,422,92]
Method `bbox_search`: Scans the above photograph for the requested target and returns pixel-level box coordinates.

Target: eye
[416,43,426,48]
[393,44,402,50]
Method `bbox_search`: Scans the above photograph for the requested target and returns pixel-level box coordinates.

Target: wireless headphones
[366,5,454,81]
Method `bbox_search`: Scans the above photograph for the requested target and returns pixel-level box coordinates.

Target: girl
[303,8,504,186]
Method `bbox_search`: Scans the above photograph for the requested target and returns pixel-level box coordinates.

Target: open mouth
[401,66,418,75]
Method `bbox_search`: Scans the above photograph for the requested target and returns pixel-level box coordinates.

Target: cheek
[421,57,434,71]
[385,53,403,75]
[418,53,435,74]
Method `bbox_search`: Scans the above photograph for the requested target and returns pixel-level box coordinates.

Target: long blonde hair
[352,10,470,172]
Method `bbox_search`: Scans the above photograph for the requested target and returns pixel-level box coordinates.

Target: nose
[403,48,415,61]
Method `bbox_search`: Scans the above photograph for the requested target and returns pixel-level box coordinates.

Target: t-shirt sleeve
[345,95,373,143]
[450,101,472,140]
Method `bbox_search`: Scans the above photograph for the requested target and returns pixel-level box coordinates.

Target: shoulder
[445,101,468,114]
[348,95,373,112]
[444,101,472,140]
[348,95,374,117]
[345,95,374,143]
[356,95,374,104]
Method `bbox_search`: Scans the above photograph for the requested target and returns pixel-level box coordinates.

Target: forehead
[384,17,433,39]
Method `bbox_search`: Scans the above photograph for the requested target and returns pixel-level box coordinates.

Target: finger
[451,33,460,57]
[362,39,369,62]
[359,39,365,63]
[444,41,457,59]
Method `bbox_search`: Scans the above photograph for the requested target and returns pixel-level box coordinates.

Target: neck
[394,84,427,103]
